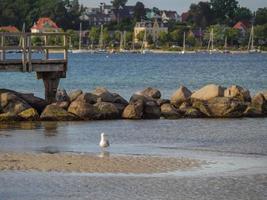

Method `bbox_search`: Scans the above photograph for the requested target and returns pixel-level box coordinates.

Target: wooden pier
[0,32,68,103]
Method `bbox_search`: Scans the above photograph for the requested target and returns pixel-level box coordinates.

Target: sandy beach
[0,152,202,174]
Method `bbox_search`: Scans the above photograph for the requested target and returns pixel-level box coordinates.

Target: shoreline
[0,152,202,174]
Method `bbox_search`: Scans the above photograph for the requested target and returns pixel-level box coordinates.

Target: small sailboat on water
[140,29,150,54]
[223,36,230,54]
[180,32,186,54]
[96,25,107,53]
[72,23,92,53]
[248,25,261,53]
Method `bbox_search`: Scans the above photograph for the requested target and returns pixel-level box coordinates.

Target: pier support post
[37,72,63,103]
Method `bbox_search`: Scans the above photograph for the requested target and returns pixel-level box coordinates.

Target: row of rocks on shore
[0,84,267,121]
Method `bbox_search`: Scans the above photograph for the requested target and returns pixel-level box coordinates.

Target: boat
[180,32,186,54]
[207,28,220,54]
[248,25,261,53]
[140,29,152,54]
[95,25,107,54]
[223,37,231,54]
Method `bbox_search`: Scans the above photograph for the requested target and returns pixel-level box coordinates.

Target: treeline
[0,0,84,30]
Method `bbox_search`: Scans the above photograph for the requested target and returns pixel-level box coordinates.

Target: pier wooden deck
[0,32,68,103]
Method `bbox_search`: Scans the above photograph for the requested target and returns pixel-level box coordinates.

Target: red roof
[233,21,250,30]
[0,26,19,32]
[31,17,59,30]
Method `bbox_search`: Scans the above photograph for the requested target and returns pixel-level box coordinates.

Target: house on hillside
[31,17,60,33]
[161,11,180,23]
[0,26,19,32]
[146,10,162,21]
[134,20,168,45]
[233,21,250,37]
[181,12,190,23]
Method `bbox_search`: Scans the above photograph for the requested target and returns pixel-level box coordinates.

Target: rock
[92,87,115,102]
[68,100,98,120]
[224,85,251,102]
[0,113,20,121]
[140,87,161,99]
[160,104,181,119]
[113,103,128,115]
[130,94,151,104]
[179,102,192,114]
[194,97,247,118]
[69,90,83,102]
[262,91,267,100]
[51,101,70,110]
[157,99,170,106]
[144,100,161,119]
[184,107,204,118]
[171,86,192,107]
[0,89,48,114]
[94,102,120,120]
[122,100,144,119]
[41,105,78,121]
[191,84,225,101]
[18,108,39,121]
[244,93,267,117]
[112,93,128,105]
[0,92,31,116]
[56,88,69,102]
[76,93,98,104]
[243,106,264,117]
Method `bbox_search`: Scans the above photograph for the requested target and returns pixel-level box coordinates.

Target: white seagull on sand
[99,133,110,148]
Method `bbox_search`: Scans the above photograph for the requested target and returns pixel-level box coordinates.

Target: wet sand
[0,152,202,174]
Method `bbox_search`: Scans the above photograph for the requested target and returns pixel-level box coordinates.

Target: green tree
[210,0,239,25]
[136,31,145,42]
[234,7,252,23]
[254,24,267,45]
[158,32,169,45]
[89,27,100,46]
[102,27,111,46]
[133,2,146,21]
[188,1,213,27]
[255,8,267,25]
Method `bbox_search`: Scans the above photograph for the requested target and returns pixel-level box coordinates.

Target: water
[1,53,267,98]
[0,53,267,199]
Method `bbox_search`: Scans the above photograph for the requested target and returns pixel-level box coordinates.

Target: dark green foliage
[133,2,146,21]
[255,8,267,25]
[0,0,84,31]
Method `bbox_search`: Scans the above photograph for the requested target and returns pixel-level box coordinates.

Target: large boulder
[0,92,31,116]
[184,107,204,118]
[143,100,161,119]
[0,89,47,114]
[51,101,70,110]
[76,93,98,104]
[262,91,267,100]
[68,100,98,120]
[92,87,128,105]
[191,84,225,101]
[94,102,120,120]
[122,100,144,119]
[160,103,181,119]
[179,102,192,114]
[69,90,83,102]
[56,88,70,102]
[224,85,251,102]
[171,86,192,108]
[244,93,267,117]
[157,99,170,106]
[130,94,161,119]
[41,105,78,121]
[193,97,247,118]
[18,108,39,121]
[140,87,161,99]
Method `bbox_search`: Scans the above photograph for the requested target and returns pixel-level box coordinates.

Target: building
[134,20,168,44]
[31,17,60,33]
[181,12,190,22]
[233,21,250,37]
[161,11,180,23]
[0,26,19,32]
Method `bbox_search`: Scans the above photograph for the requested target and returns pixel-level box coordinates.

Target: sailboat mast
[211,28,214,51]
[183,32,186,52]
[224,36,228,50]
[123,31,126,49]
[79,23,82,50]
[99,25,103,49]
[251,25,254,50]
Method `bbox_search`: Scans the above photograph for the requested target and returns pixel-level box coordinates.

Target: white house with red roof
[233,21,250,37]
[31,17,60,33]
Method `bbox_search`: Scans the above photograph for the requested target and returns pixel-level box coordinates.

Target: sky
[79,0,267,13]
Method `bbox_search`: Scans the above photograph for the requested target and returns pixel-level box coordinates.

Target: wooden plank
[0,64,23,72]
[32,64,65,72]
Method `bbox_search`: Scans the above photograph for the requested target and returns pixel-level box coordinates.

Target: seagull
[99,133,110,148]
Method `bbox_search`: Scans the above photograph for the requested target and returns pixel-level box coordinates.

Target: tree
[255,8,267,25]
[234,7,252,23]
[210,0,239,25]
[136,31,145,42]
[188,1,213,27]
[158,32,170,45]
[133,2,146,21]
[89,27,100,46]
[111,0,128,9]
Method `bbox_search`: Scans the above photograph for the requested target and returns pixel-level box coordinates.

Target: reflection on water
[43,122,58,137]
[0,122,41,130]
[98,150,110,158]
